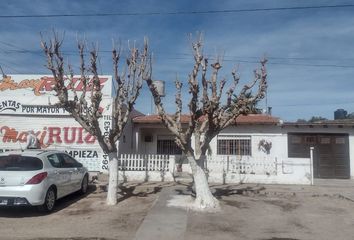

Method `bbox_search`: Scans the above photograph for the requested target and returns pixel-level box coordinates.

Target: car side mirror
[77,163,83,168]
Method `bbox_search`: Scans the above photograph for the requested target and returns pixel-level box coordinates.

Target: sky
[0,0,354,121]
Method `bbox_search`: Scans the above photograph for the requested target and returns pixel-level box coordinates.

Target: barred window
[217,136,251,156]
[157,139,182,155]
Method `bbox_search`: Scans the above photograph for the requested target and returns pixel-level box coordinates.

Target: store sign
[0,75,109,96]
[0,100,21,112]
[21,105,67,114]
[0,75,114,172]
[0,100,67,115]
[0,125,96,148]
[0,100,107,116]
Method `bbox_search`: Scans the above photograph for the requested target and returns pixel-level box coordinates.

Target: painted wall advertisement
[0,75,113,172]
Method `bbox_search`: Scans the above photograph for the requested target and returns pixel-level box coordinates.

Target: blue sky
[1,0,354,121]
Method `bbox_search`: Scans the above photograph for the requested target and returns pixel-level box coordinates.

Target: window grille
[157,139,182,155]
[217,136,251,156]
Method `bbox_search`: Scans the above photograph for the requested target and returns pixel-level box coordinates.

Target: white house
[129,114,354,184]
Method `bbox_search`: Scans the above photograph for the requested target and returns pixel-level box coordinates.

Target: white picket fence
[118,154,173,171]
[116,154,311,185]
[117,154,277,176]
[117,154,175,182]
[206,155,277,176]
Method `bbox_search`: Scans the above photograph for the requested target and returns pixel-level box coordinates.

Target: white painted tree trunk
[107,152,119,205]
[188,156,220,211]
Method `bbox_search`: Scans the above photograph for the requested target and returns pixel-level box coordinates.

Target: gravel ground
[2,182,354,240]
[184,184,354,240]
[0,182,167,240]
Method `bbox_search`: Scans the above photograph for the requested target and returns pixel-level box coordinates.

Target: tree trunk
[188,156,219,210]
[107,152,119,205]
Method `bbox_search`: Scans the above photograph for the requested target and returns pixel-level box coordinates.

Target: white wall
[203,125,312,184]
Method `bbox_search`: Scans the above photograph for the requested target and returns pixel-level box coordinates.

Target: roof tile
[133,114,280,125]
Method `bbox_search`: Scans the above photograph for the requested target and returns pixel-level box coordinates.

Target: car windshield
[0,155,43,171]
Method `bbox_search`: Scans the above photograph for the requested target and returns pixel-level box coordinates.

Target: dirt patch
[263,199,299,211]
[262,238,299,240]
[0,182,163,240]
[222,199,249,209]
[31,238,115,240]
[184,183,354,240]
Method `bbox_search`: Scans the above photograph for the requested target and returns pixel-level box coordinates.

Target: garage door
[288,133,350,179]
[315,135,350,179]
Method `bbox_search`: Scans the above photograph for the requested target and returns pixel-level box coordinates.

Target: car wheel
[80,174,89,194]
[38,187,56,212]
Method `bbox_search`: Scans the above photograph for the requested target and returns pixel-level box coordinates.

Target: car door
[47,153,72,198]
[58,153,83,193]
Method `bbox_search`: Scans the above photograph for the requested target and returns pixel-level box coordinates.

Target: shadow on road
[0,184,97,218]
[174,182,266,199]
[117,182,173,203]
[213,185,265,199]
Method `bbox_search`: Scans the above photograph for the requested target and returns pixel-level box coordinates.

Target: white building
[130,114,354,184]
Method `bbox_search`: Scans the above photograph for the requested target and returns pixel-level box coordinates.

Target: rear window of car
[0,155,43,171]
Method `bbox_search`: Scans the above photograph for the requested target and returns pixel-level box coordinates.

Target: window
[59,153,82,168]
[0,155,43,171]
[47,154,61,168]
[217,135,251,156]
[157,139,182,155]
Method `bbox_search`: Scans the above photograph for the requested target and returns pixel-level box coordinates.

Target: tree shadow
[117,182,172,203]
[0,184,97,218]
[174,182,195,197]
[173,182,265,199]
[213,185,265,199]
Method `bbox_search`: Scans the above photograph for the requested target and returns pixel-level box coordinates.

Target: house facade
[130,114,354,184]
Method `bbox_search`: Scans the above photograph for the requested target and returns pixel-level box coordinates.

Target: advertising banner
[0,75,114,172]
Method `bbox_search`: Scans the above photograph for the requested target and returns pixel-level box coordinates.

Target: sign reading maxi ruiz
[0,75,113,172]
[0,75,112,114]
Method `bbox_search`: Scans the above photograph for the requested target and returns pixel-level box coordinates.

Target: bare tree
[145,35,267,211]
[41,33,150,205]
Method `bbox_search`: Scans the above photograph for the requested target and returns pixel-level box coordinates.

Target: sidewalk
[134,186,188,240]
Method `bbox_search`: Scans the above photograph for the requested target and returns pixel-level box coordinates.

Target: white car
[0,150,89,212]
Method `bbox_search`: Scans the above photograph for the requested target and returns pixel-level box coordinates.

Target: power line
[1,41,353,64]
[163,57,354,69]
[0,4,353,18]
[273,100,354,107]
[0,62,21,74]
[4,49,354,63]
[0,41,353,70]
